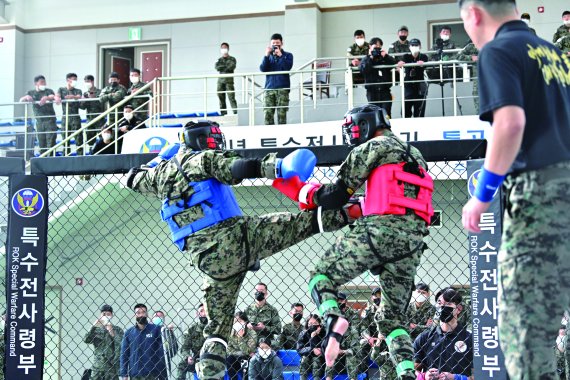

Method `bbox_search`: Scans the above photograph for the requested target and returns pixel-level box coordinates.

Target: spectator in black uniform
[297,314,326,380]
[397,38,429,118]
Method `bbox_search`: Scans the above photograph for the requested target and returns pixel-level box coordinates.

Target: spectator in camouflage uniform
[227,311,256,380]
[405,283,435,341]
[56,73,83,155]
[556,325,567,380]
[388,26,411,56]
[216,43,238,116]
[126,120,352,380]
[260,33,293,125]
[277,303,305,350]
[80,75,105,149]
[127,68,152,118]
[347,30,369,85]
[100,72,127,127]
[273,105,432,380]
[177,304,208,380]
[19,75,58,155]
[433,25,457,60]
[553,10,570,51]
[520,13,537,35]
[84,304,124,380]
[297,315,326,380]
[455,42,479,113]
[245,283,282,340]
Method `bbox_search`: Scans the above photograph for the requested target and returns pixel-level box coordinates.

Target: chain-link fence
[2,141,485,380]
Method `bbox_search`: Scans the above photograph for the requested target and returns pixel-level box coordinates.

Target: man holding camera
[245,283,282,340]
[260,33,294,125]
[360,37,397,118]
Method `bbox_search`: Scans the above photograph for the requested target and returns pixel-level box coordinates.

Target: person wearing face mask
[83,304,124,380]
[405,283,435,341]
[100,72,127,127]
[90,123,124,155]
[413,288,473,380]
[177,304,208,380]
[19,74,58,155]
[245,283,282,340]
[215,42,238,116]
[80,75,106,149]
[118,104,146,139]
[297,315,326,380]
[347,29,369,85]
[397,39,429,118]
[227,311,257,380]
[433,26,457,61]
[151,311,179,380]
[249,337,283,380]
[555,11,570,57]
[389,26,411,56]
[277,303,305,350]
[127,68,153,118]
[55,73,83,155]
[357,288,382,373]
[520,13,536,35]
[120,303,165,380]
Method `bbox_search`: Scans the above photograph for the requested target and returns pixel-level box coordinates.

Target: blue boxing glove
[144,143,181,168]
[275,148,317,182]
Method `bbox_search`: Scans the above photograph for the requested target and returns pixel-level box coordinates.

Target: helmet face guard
[342,104,391,146]
[180,120,226,151]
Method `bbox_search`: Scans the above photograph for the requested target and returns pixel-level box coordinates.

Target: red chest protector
[362,162,434,224]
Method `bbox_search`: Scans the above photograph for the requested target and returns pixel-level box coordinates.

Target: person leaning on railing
[100,72,127,127]
[397,39,429,118]
[80,75,106,148]
[127,68,152,118]
[56,73,83,155]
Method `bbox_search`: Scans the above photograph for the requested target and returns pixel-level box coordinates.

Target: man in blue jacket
[259,33,294,125]
[120,303,166,380]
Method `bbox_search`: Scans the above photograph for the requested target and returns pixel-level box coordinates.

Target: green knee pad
[386,328,414,377]
[308,274,339,315]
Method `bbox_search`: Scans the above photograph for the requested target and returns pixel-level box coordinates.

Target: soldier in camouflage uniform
[84,305,124,380]
[277,303,305,350]
[388,26,411,57]
[19,75,58,155]
[80,75,105,150]
[553,11,570,47]
[128,68,152,118]
[245,283,282,340]
[274,104,433,380]
[56,73,83,155]
[347,30,369,85]
[227,311,257,380]
[455,42,479,113]
[100,71,127,127]
[216,43,238,116]
[126,120,353,380]
[461,1,570,378]
[405,283,435,341]
[177,304,208,380]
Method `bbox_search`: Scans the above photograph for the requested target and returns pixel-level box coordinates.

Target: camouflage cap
[409,38,421,46]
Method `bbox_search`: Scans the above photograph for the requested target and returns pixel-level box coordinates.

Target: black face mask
[308,325,319,333]
[373,298,381,306]
[199,316,208,325]
[110,81,118,88]
[339,303,347,311]
[293,313,303,322]
[399,35,407,42]
[255,291,266,301]
[437,306,456,323]
[136,316,148,325]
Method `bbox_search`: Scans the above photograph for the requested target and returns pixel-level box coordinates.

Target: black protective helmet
[179,120,225,151]
[342,104,391,146]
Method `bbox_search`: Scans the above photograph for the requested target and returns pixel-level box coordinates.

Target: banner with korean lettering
[5,174,48,380]
[466,159,507,380]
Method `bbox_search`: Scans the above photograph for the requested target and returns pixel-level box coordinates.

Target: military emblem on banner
[140,136,169,153]
[11,188,45,218]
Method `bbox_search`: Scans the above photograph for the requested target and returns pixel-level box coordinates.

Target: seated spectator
[277,303,305,350]
[413,288,473,380]
[406,283,435,340]
[118,104,146,136]
[248,336,283,380]
[228,311,257,380]
[91,125,122,155]
[297,314,325,380]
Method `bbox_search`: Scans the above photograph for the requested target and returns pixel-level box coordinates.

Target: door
[111,56,132,90]
[141,51,163,83]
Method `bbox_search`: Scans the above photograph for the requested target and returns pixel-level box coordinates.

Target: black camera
[272,45,280,53]
[371,48,382,58]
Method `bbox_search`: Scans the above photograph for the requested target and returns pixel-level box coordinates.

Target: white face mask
[355,38,365,47]
[70,80,77,88]
[37,85,46,91]
[258,348,271,359]
[221,48,229,55]
[130,76,140,84]
[440,34,450,41]
[124,112,134,121]
[102,132,112,142]
[233,322,244,332]
[410,46,421,55]
[100,316,112,325]
[564,20,570,27]
[85,82,94,89]
[521,18,530,25]
[413,292,428,303]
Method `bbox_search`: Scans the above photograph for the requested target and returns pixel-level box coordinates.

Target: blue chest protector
[153,144,242,250]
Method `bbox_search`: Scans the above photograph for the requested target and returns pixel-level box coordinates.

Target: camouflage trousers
[217,79,238,115]
[310,215,428,380]
[472,78,479,114]
[301,354,325,380]
[195,210,347,380]
[499,161,570,380]
[91,367,120,380]
[35,116,57,155]
[62,115,83,155]
[371,345,398,380]
[264,89,289,125]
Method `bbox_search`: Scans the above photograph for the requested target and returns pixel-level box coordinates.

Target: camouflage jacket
[456,43,479,76]
[406,301,436,339]
[553,25,570,44]
[360,303,379,340]
[127,81,152,113]
[26,88,56,117]
[277,322,304,350]
[347,42,370,64]
[388,40,410,56]
[100,84,128,108]
[244,302,282,338]
[80,87,105,120]
[228,327,257,357]
[84,325,125,370]
[341,307,361,354]
[432,40,457,61]
[556,34,570,54]
[215,55,237,74]
[180,322,206,359]
[57,86,82,116]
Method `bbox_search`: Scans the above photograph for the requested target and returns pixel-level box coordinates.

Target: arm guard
[316,179,353,210]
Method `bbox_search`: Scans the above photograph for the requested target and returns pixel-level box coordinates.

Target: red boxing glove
[272,176,321,209]
[346,203,363,220]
